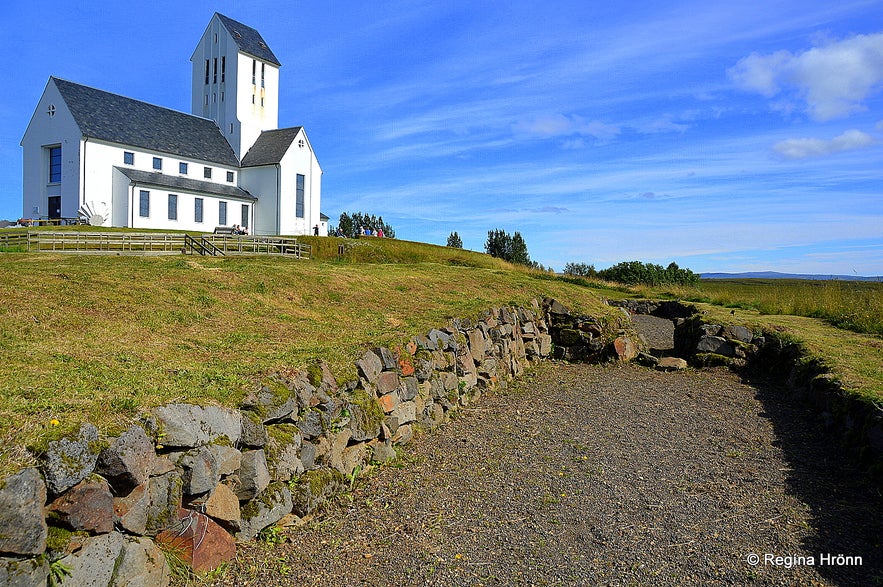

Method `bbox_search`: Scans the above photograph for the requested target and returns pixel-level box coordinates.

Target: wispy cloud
[773,129,876,159]
[511,114,620,141]
[729,31,883,120]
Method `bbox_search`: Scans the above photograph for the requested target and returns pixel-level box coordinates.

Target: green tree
[563,262,597,278]
[484,228,532,266]
[446,231,463,248]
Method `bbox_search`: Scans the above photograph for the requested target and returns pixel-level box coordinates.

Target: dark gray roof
[240,127,303,167]
[216,13,281,66]
[115,167,257,201]
[53,78,239,167]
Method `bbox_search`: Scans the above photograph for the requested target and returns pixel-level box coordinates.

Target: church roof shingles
[115,167,257,200]
[240,127,303,167]
[53,77,239,167]
[216,13,281,66]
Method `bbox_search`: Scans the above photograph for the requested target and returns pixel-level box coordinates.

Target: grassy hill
[1,234,881,477]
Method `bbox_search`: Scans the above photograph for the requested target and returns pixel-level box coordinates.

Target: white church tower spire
[190,13,280,160]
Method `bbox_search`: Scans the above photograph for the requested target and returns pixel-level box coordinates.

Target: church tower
[191,13,280,160]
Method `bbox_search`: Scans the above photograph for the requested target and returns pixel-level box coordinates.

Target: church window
[241,204,249,228]
[296,174,305,218]
[261,63,265,88]
[195,198,204,223]
[168,194,178,220]
[139,190,150,217]
[205,60,209,85]
[204,167,212,179]
[48,146,61,183]
[252,60,256,85]
[219,201,227,225]
[179,162,188,175]
[153,157,162,171]
[227,171,234,183]
[213,58,218,84]
[221,56,225,82]
[123,151,134,165]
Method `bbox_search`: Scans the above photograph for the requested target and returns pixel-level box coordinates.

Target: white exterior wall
[84,139,240,230]
[236,53,279,160]
[126,184,252,233]
[240,166,278,236]
[278,129,322,236]
[20,80,82,220]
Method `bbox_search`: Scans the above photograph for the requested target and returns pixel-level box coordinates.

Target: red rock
[613,336,637,361]
[155,508,236,573]
[47,477,114,534]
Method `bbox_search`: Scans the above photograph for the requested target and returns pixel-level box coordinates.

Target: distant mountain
[701,271,882,282]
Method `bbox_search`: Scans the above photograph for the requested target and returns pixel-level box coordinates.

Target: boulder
[47,476,114,534]
[235,450,271,501]
[109,536,171,587]
[241,384,298,423]
[291,468,347,516]
[198,483,241,529]
[42,423,101,495]
[373,346,399,371]
[238,483,294,541]
[468,329,486,363]
[265,424,304,482]
[722,325,753,343]
[355,350,383,384]
[656,357,688,371]
[57,531,125,587]
[376,371,400,395]
[97,425,155,494]
[613,335,638,362]
[152,404,241,448]
[239,412,269,448]
[296,409,325,439]
[696,335,736,357]
[178,446,222,496]
[155,509,235,573]
[0,555,49,586]
[0,468,47,556]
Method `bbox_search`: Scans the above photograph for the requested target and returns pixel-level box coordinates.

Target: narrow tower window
[213,58,218,84]
[261,63,265,88]
[221,56,225,83]
[205,60,209,85]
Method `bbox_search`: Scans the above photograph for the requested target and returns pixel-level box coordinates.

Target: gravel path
[219,362,882,586]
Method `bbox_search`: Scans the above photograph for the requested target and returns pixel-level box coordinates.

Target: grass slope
[1,235,881,477]
[0,248,615,476]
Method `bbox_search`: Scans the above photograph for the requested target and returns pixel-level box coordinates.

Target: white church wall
[20,81,82,220]
[241,166,278,235]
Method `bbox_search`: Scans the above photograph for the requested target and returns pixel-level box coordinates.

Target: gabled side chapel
[21,13,324,236]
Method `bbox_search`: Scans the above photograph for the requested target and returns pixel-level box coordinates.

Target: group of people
[333,226,384,238]
[232,224,248,235]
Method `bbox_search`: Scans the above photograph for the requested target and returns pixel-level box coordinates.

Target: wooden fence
[0,232,311,259]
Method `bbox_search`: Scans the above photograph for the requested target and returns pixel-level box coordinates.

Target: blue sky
[2,0,882,275]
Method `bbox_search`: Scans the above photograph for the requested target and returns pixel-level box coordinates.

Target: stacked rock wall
[0,299,560,586]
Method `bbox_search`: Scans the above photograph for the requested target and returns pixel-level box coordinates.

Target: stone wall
[3,296,880,586]
[0,299,564,586]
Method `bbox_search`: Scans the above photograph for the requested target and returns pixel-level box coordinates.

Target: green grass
[687,279,883,336]
[0,246,617,476]
[1,234,882,477]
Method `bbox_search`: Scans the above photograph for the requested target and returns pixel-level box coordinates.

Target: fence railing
[0,232,311,259]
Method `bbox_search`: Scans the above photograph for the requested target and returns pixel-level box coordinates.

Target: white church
[21,13,325,236]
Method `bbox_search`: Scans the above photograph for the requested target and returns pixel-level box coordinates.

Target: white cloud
[729,32,883,120]
[512,114,620,141]
[773,129,876,159]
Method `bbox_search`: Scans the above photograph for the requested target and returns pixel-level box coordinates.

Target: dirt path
[218,362,882,586]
